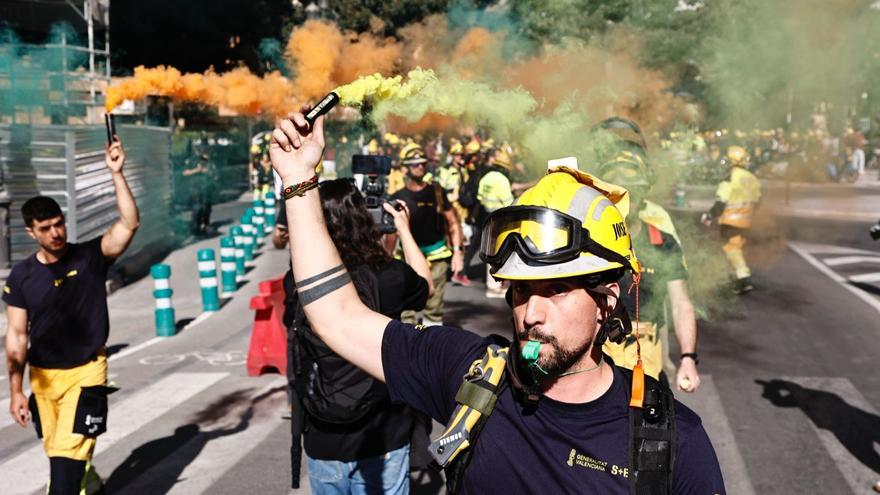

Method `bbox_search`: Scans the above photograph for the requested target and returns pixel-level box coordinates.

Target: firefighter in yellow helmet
[595,117,700,393]
[478,148,516,297]
[267,109,725,492]
[390,142,465,326]
[701,145,762,294]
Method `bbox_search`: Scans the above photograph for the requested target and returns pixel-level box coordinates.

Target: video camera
[352,155,400,234]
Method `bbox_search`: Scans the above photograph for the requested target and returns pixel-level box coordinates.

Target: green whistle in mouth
[522,340,541,363]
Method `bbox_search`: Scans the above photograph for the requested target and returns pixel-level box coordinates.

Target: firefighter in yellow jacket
[702,145,762,294]
[595,117,701,392]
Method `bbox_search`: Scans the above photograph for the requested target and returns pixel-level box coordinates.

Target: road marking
[676,375,756,495]
[788,242,880,315]
[823,255,880,267]
[848,272,880,284]
[783,377,880,495]
[0,372,228,495]
[108,336,165,362]
[793,242,877,256]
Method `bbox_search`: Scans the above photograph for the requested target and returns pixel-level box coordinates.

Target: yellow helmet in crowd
[726,145,750,167]
[384,132,401,146]
[480,168,640,281]
[399,142,428,166]
[492,149,513,170]
[465,139,481,155]
[449,141,464,155]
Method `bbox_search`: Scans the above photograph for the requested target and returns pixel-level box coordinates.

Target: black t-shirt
[391,183,451,248]
[620,221,688,324]
[286,259,429,461]
[3,238,111,369]
[381,321,726,494]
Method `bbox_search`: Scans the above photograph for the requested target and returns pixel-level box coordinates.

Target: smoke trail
[105,66,295,116]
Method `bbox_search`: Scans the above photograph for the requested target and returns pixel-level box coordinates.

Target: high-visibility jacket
[638,199,681,246]
[716,167,761,229]
[477,169,514,213]
[436,165,462,202]
[387,168,406,196]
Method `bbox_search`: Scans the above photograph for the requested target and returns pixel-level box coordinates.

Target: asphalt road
[1,191,879,494]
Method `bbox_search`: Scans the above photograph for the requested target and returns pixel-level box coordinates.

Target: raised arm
[100,137,140,260]
[667,278,700,392]
[270,110,390,381]
[384,200,434,297]
[5,305,30,427]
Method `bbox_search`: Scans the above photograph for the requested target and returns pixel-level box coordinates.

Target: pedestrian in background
[4,135,139,495]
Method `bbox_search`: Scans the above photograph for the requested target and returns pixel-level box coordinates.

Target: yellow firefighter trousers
[29,354,107,460]
[723,234,751,279]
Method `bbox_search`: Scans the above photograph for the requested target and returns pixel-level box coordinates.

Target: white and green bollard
[231,225,246,280]
[219,236,237,297]
[252,200,266,248]
[151,264,175,337]
[197,248,220,312]
[240,213,255,265]
[264,192,277,234]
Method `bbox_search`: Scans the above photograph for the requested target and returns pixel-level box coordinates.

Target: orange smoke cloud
[286,20,400,102]
[105,65,296,117]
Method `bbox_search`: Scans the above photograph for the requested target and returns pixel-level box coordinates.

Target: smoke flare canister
[151,264,175,337]
[104,113,116,145]
[304,92,339,128]
[197,249,220,312]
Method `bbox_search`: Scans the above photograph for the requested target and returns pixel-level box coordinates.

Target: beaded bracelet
[282,175,319,200]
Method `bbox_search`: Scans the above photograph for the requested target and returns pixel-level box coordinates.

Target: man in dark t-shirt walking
[269,111,725,494]
[390,142,464,326]
[4,135,139,494]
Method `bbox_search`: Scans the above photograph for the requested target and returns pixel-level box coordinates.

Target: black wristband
[680,353,699,365]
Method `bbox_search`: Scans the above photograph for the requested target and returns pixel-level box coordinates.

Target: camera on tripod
[352,155,400,234]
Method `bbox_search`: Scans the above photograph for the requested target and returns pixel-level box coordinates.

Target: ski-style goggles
[479,206,631,268]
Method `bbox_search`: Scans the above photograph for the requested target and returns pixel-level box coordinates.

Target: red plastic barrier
[246,275,288,376]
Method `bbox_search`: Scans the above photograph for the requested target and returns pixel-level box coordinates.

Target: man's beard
[516,327,593,376]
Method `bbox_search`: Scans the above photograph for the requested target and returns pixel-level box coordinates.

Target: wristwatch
[453,245,463,252]
[680,353,699,365]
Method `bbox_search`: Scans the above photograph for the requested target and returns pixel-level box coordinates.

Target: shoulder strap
[618,366,676,495]
[431,345,509,494]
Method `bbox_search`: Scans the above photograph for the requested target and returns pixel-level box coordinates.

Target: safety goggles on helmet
[479,206,632,269]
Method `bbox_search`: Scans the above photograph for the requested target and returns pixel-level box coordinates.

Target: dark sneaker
[734,277,754,295]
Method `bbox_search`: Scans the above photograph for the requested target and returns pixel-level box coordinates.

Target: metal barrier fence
[0,123,172,265]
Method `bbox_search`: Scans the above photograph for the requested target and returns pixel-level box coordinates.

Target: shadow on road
[756,379,880,475]
[104,386,282,494]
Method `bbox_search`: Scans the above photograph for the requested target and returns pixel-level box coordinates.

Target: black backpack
[458,167,484,211]
[288,265,387,487]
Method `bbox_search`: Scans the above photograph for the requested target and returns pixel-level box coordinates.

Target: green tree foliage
[328,0,453,36]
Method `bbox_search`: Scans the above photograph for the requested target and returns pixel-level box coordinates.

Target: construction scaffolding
[0,0,111,125]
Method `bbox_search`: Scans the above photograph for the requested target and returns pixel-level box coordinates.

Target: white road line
[108,336,165,362]
[795,242,877,256]
[0,372,228,495]
[677,375,756,495]
[121,377,287,495]
[823,255,880,267]
[784,377,880,495]
[848,272,880,284]
[788,242,880,315]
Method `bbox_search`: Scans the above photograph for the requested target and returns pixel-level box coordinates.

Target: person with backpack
[282,179,431,494]
[270,110,724,494]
